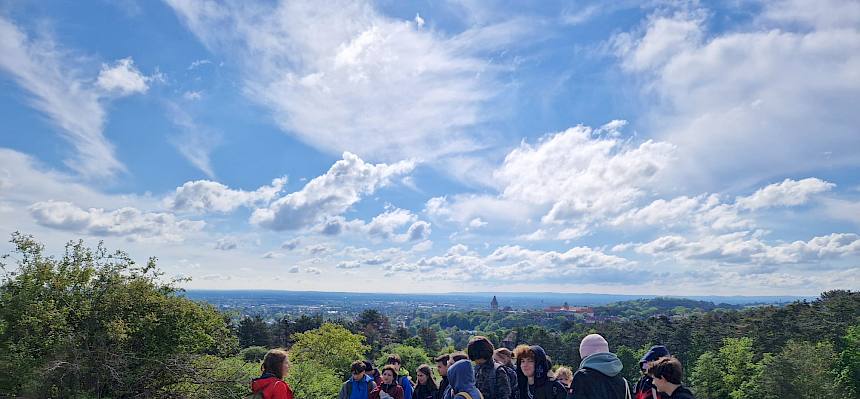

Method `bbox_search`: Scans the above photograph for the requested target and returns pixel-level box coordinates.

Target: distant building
[501,330,517,350]
[491,296,499,311]
[544,303,594,317]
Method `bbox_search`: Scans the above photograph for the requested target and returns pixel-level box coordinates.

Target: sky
[0,0,858,295]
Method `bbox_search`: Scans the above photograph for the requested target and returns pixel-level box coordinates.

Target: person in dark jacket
[444,359,483,399]
[647,357,694,399]
[634,346,670,399]
[568,334,628,399]
[514,345,566,399]
[371,365,405,399]
[494,348,520,399]
[340,360,378,399]
[366,361,383,387]
[250,349,295,399]
[468,336,511,399]
[388,354,415,399]
[414,364,439,399]
[436,354,451,398]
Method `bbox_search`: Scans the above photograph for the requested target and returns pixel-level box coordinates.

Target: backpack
[485,362,511,399]
[500,364,518,399]
[456,392,484,399]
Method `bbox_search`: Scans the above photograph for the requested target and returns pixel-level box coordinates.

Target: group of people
[249,334,695,399]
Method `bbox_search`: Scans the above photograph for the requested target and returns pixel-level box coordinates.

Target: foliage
[290,323,369,378]
[241,346,270,363]
[165,355,258,398]
[286,361,342,399]
[239,315,272,348]
[376,343,431,378]
[752,340,853,399]
[0,233,236,398]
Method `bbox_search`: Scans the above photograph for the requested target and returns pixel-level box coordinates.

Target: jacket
[400,375,414,399]
[517,346,564,399]
[445,359,483,399]
[666,386,694,399]
[250,373,294,399]
[340,374,378,399]
[371,382,405,399]
[414,383,438,399]
[633,376,666,399]
[500,364,519,399]
[568,353,628,399]
[475,360,511,399]
[439,376,450,399]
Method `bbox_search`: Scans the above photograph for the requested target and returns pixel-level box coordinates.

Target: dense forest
[2,234,858,398]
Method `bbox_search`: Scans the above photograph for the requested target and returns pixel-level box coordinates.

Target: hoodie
[340,374,378,399]
[250,372,294,399]
[570,353,627,399]
[516,346,566,399]
[445,359,482,399]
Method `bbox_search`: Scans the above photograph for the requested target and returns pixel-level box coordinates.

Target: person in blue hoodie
[444,359,483,399]
[634,346,670,399]
[569,334,629,399]
[340,360,378,399]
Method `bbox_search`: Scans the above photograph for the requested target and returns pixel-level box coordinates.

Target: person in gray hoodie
[444,359,483,399]
[568,334,629,399]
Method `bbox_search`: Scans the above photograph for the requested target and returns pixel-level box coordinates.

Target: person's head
[351,360,366,381]
[435,354,450,376]
[648,357,684,394]
[448,352,468,367]
[554,366,573,387]
[416,364,437,389]
[447,359,480,398]
[381,365,398,384]
[363,360,374,373]
[467,336,495,364]
[579,334,610,359]
[515,345,551,383]
[493,348,512,366]
[261,349,290,379]
[639,345,670,374]
[386,354,402,371]
[514,345,536,378]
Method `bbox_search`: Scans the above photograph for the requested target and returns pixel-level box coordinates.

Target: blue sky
[1,0,858,295]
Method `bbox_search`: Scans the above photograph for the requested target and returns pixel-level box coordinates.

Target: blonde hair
[555,366,573,381]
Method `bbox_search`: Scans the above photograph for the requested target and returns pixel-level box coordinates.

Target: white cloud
[468,217,487,229]
[615,5,860,188]
[167,177,287,213]
[95,57,151,96]
[167,102,221,178]
[0,17,122,178]
[735,178,835,210]
[288,265,300,273]
[182,90,203,101]
[336,260,361,269]
[214,236,238,250]
[281,238,300,250]
[164,0,531,165]
[28,200,204,242]
[187,59,212,69]
[251,152,414,230]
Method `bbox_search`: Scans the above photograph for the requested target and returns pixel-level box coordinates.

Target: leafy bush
[286,361,342,399]
[376,343,431,379]
[241,346,270,363]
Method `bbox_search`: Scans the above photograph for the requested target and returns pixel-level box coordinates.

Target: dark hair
[381,364,398,378]
[450,352,468,363]
[261,349,289,379]
[467,336,495,362]
[416,364,438,389]
[647,356,684,385]
[386,354,402,365]
[363,360,374,372]
[434,354,450,364]
[351,360,366,374]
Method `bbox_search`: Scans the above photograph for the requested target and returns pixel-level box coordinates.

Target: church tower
[491,295,499,311]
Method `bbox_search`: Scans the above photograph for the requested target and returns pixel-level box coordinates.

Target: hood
[351,374,374,384]
[448,359,482,399]
[579,352,623,377]
[517,345,552,389]
[251,375,280,393]
[639,345,670,368]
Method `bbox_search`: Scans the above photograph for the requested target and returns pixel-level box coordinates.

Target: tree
[357,309,392,356]
[286,361,341,399]
[718,337,761,399]
[376,343,431,378]
[615,346,641,384]
[290,323,369,377]
[691,351,729,399]
[418,326,440,354]
[0,233,236,398]
[239,315,272,348]
[753,340,852,399]
[839,325,860,398]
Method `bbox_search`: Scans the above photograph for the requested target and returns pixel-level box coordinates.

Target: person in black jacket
[568,334,628,399]
[634,346,670,399]
[514,344,566,399]
[413,364,438,399]
[436,354,451,399]
[647,357,694,399]
[494,348,520,399]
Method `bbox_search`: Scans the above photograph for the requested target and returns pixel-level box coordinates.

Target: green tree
[239,315,272,348]
[290,323,369,377]
[839,325,860,398]
[615,345,641,384]
[718,337,761,399]
[286,361,341,399]
[691,351,729,399]
[753,340,852,399]
[0,233,236,398]
[240,346,270,363]
[376,343,431,378]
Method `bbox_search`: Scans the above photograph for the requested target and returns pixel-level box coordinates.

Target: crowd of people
[248,334,695,399]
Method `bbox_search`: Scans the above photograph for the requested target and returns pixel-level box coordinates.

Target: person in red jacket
[250,349,295,399]
[371,365,405,399]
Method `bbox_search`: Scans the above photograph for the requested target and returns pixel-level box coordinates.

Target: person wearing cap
[633,346,670,399]
[568,334,629,399]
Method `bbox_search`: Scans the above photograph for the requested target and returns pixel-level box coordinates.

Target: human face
[382,370,396,384]
[437,361,448,377]
[418,371,428,385]
[652,376,670,393]
[389,361,401,372]
[353,370,366,381]
[281,358,291,377]
[520,358,535,378]
[557,375,571,387]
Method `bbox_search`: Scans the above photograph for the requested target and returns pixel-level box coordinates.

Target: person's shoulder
[672,386,695,399]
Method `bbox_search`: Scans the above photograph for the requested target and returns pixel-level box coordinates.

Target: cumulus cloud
[95,57,152,96]
[281,238,300,250]
[736,178,835,210]
[28,200,204,242]
[164,0,533,165]
[167,177,287,213]
[214,236,238,250]
[614,4,860,188]
[250,152,414,230]
[0,17,123,178]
